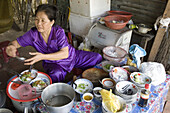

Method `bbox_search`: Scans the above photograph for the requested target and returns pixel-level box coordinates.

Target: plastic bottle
[138,84,150,107]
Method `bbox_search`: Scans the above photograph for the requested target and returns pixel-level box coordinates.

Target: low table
[69,64,170,113]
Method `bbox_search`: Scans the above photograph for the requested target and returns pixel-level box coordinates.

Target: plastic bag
[139,62,166,86]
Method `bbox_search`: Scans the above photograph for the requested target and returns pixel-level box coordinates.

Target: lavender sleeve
[55,28,69,50]
[17,28,35,47]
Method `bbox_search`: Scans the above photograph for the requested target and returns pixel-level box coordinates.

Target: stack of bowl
[114,81,139,104]
[102,46,127,65]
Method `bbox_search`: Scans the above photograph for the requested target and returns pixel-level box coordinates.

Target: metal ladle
[16,56,26,61]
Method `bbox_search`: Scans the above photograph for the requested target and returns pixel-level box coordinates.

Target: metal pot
[10,99,37,113]
[137,24,152,34]
[41,83,75,113]
[0,90,6,107]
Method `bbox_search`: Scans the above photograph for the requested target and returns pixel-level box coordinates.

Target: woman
[6,4,102,83]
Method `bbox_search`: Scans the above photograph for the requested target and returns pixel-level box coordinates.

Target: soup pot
[137,24,152,34]
[41,83,75,113]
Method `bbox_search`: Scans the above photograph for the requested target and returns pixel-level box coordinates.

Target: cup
[82,93,93,103]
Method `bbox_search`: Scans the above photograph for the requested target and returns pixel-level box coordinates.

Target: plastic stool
[0,40,19,63]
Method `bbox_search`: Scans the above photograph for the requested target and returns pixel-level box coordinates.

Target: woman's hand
[24,52,44,65]
[6,45,17,57]
[6,40,21,57]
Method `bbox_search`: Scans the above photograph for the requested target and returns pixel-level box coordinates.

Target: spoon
[29,65,33,72]
[11,81,23,84]
[16,56,26,61]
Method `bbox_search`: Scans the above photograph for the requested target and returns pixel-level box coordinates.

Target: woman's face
[35,11,54,33]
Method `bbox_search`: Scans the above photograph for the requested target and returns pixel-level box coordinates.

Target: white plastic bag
[139,62,166,86]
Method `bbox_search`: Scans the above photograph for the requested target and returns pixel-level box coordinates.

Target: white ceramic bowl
[115,81,138,103]
[72,79,93,94]
[102,95,126,113]
[83,92,94,103]
[29,77,49,92]
[100,78,116,89]
[93,87,102,98]
[130,72,152,88]
[109,67,129,83]
[19,69,38,84]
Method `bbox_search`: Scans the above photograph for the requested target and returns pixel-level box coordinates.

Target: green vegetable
[104,64,113,70]
[78,83,86,89]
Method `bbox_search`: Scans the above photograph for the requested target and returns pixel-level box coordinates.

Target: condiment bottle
[138,84,150,107]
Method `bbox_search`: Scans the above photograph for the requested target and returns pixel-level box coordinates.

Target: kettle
[137,24,152,34]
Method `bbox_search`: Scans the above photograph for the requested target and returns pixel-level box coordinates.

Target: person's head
[35,4,57,33]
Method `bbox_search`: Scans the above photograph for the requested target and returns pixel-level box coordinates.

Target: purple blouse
[17,26,76,72]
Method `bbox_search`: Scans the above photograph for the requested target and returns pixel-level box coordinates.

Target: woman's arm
[24,46,69,65]
[6,40,21,57]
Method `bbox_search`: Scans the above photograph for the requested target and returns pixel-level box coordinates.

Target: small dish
[19,69,38,84]
[99,78,116,89]
[93,87,102,98]
[72,79,93,94]
[29,78,49,92]
[130,72,152,88]
[83,93,94,103]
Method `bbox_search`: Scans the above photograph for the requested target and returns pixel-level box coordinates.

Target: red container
[107,10,132,20]
[104,15,129,30]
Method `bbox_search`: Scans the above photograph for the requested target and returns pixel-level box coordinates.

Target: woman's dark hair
[35,4,58,25]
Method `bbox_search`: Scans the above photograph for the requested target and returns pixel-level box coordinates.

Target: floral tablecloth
[69,74,170,113]
[69,62,170,113]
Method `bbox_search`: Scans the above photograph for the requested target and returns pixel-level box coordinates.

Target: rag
[129,44,146,68]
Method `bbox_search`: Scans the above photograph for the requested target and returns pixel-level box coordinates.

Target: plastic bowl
[104,15,129,30]
[103,46,127,62]
[107,10,132,20]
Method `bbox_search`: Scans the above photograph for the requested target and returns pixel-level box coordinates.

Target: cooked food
[32,80,47,90]
[100,89,121,112]
[104,64,113,70]
[20,72,36,82]
[11,82,21,90]
[134,74,141,83]
[77,83,88,93]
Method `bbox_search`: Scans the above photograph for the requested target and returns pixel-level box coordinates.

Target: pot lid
[0,90,6,108]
